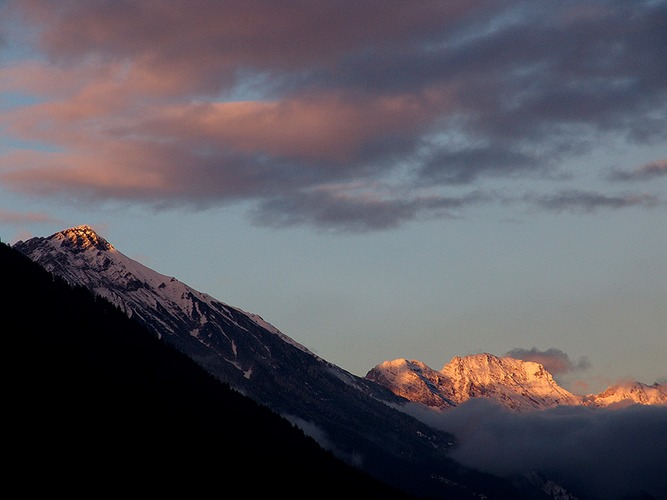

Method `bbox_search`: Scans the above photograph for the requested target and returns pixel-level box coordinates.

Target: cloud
[0,209,61,226]
[418,143,541,185]
[283,413,364,468]
[408,399,667,499]
[0,209,65,245]
[251,187,488,232]
[1,1,666,230]
[528,189,660,213]
[505,347,591,377]
[608,159,667,182]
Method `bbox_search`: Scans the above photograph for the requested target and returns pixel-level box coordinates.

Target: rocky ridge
[367,353,666,412]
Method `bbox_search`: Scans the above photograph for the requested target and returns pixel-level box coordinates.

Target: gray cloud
[505,347,591,377]
[418,144,541,185]
[608,159,667,182]
[407,399,667,499]
[283,413,364,468]
[251,188,488,233]
[528,189,660,213]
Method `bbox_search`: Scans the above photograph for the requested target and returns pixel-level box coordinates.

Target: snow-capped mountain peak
[54,224,115,252]
[441,353,582,410]
[584,380,667,407]
[366,359,458,409]
[368,353,582,412]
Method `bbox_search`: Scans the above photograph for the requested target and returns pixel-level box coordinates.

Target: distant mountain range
[10,225,667,499]
[367,354,666,412]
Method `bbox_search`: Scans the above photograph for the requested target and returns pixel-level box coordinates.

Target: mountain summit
[584,380,667,407]
[367,354,581,412]
[57,224,115,251]
[441,353,582,410]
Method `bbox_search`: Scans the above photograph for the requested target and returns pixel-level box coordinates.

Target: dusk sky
[1,1,665,393]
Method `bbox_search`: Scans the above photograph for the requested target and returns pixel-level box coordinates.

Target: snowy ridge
[364,359,458,410]
[441,353,582,410]
[15,225,314,358]
[367,353,666,412]
[583,380,667,407]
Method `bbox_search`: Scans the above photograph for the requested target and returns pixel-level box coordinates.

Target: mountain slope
[367,354,665,412]
[1,241,415,499]
[13,226,527,499]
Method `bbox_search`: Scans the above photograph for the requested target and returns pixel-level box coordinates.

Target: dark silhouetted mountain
[1,241,417,498]
[12,226,529,499]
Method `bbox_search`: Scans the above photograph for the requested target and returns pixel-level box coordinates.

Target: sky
[1,1,665,394]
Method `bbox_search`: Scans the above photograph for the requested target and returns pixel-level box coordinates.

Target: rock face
[367,353,666,412]
[365,359,458,410]
[440,354,583,410]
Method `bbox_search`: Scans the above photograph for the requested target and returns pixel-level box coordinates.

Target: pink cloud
[639,159,667,177]
[608,158,667,182]
[0,208,61,225]
[2,0,665,230]
[13,1,490,88]
[1,62,452,202]
[142,91,448,162]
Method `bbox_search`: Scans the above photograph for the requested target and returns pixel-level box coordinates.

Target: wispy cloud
[1,1,666,230]
[251,187,488,232]
[0,208,61,226]
[528,189,660,213]
[608,159,667,182]
[283,413,364,467]
[0,209,64,244]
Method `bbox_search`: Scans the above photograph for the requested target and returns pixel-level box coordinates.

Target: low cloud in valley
[407,399,667,499]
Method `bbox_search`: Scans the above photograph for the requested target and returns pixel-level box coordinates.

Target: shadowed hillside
[1,242,416,498]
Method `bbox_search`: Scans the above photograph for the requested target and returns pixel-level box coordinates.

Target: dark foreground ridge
[1,242,415,498]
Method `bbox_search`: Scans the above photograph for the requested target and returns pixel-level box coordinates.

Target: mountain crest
[55,225,114,252]
[368,353,582,412]
[583,380,667,407]
[442,353,556,387]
